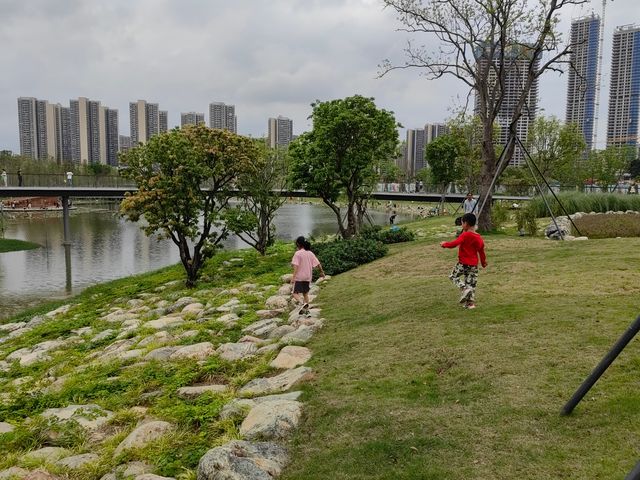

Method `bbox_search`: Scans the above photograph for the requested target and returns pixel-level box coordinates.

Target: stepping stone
[239,400,302,440]
[215,313,239,326]
[280,274,293,283]
[280,326,315,345]
[181,303,204,314]
[217,342,257,362]
[46,305,71,317]
[267,325,295,340]
[256,309,284,319]
[0,467,29,480]
[270,346,312,369]
[146,316,185,330]
[55,453,99,469]
[23,447,70,463]
[220,391,303,420]
[91,329,116,343]
[265,295,290,310]
[138,331,174,348]
[238,367,313,397]
[169,297,199,313]
[145,346,179,361]
[169,342,215,361]
[117,349,145,361]
[42,404,113,432]
[242,318,280,337]
[256,344,280,355]
[197,441,288,480]
[278,284,292,295]
[177,385,229,399]
[114,421,173,456]
[0,422,15,434]
[0,322,26,332]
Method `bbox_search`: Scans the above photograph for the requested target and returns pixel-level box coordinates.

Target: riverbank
[0,239,40,253]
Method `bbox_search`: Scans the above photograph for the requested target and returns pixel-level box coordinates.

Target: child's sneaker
[459,287,473,304]
[464,302,477,309]
[300,303,309,315]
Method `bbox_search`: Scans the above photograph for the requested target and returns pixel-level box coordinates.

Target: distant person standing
[462,193,478,215]
[66,171,73,186]
[17,169,23,187]
[389,211,397,225]
[1,169,6,187]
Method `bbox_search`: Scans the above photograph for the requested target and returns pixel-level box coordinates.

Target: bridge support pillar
[61,196,71,246]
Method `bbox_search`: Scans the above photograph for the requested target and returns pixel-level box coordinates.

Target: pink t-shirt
[291,249,320,282]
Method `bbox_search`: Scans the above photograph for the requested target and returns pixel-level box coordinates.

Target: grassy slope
[0,239,40,253]
[283,222,640,479]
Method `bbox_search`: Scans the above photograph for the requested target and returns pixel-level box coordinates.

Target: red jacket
[442,231,486,266]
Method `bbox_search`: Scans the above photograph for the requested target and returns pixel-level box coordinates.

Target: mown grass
[573,213,640,238]
[0,238,40,253]
[283,222,640,479]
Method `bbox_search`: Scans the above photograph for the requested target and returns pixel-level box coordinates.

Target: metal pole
[561,315,640,415]
[625,459,640,480]
[61,196,71,246]
[64,244,72,294]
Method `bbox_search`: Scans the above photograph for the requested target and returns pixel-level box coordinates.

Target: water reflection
[0,202,412,319]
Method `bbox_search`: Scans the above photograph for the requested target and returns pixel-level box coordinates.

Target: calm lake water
[0,202,411,319]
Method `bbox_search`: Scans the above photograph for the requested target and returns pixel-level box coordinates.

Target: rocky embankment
[0,262,330,480]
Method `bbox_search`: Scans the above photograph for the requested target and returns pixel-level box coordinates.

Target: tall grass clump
[528,192,640,218]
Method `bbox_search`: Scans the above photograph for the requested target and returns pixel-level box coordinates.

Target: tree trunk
[477,131,499,231]
[323,198,347,238]
[346,201,358,237]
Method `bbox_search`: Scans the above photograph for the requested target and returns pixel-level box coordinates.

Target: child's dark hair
[295,236,311,250]
[461,213,476,226]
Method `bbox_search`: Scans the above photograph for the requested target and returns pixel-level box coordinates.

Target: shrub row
[528,192,640,218]
[311,237,388,277]
[572,213,640,239]
[360,225,416,244]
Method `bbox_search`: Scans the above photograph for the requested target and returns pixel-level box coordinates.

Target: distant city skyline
[1,0,636,153]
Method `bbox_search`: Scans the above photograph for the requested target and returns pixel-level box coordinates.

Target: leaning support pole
[625,460,640,480]
[561,314,640,415]
[61,196,71,246]
[476,136,513,218]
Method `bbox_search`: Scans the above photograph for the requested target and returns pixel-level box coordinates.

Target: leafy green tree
[289,95,399,237]
[628,158,640,180]
[526,117,586,187]
[382,0,586,231]
[379,160,403,184]
[225,144,289,255]
[447,115,486,194]
[119,124,260,287]
[586,146,631,191]
[424,134,465,207]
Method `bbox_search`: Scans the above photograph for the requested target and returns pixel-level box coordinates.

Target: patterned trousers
[449,262,478,301]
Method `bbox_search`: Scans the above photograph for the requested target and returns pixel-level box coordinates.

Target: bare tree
[381,0,587,230]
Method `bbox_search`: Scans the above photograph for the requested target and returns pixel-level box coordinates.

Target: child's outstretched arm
[440,236,463,248]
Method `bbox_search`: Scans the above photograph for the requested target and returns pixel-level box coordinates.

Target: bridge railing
[2,173,137,188]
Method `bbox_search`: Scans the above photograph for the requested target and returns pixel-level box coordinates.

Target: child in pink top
[291,236,325,314]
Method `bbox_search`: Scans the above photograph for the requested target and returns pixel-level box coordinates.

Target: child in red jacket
[440,213,487,309]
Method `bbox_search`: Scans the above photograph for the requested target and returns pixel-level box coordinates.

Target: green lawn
[0,238,40,253]
[283,224,640,479]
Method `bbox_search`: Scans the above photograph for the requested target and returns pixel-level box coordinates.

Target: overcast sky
[0,0,637,152]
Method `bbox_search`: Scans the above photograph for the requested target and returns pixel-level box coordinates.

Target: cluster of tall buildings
[18,97,295,164]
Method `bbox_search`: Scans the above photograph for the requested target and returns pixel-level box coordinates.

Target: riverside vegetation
[2,215,639,479]
[0,239,40,253]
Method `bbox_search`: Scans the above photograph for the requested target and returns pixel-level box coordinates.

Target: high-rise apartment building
[606,24,640,150]
[475,46,539,166]
[17,97,41,159]
[566,15,600,150]
[119,135,132,153]
[181,112,205,126]
[425,123,449,144]
[406,128,427,177]
[268,116,293,148]
[46,103,72,162]
[130,100,163,145]
[209,102,237,133]
[159,110,168,133]
[99,107,119,166]
[70,97,102,164]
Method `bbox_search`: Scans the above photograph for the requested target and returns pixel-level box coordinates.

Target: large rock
[41,404,113,432]
[267,325,295,340]
[146,316,185,330]
[56,453,99,469]
[6,340,65,367]
[270,346,312,369]
[46,305,71,318]
[182,303,204,314]
[0,422,15,434]
[265,295,290,310]
[217,342,257,362]
[0,467,29,480]
[138,331,174,348]
[242,319,280,338]
[255,309,284,319]
[119,461,153,477]
[219,392,302,420]
[114,421,173,457]
[215,313,239,326]
[280,326,315,345]
[0,322,26,333]
[280,274,293,283]
[169,297,199,313]
[545,215,572,240]
[277,285,292,296]
[91,329,116,343]
[177,385,229,399]
[102,310,138,324]
[197,441,288,480]
[23,471,60,480]
[238,367,313,397]
[145,346,180,361]
[23,446,70,463]
[169,342,215,361]
[239,400,302,440]
[215,299,241,313]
